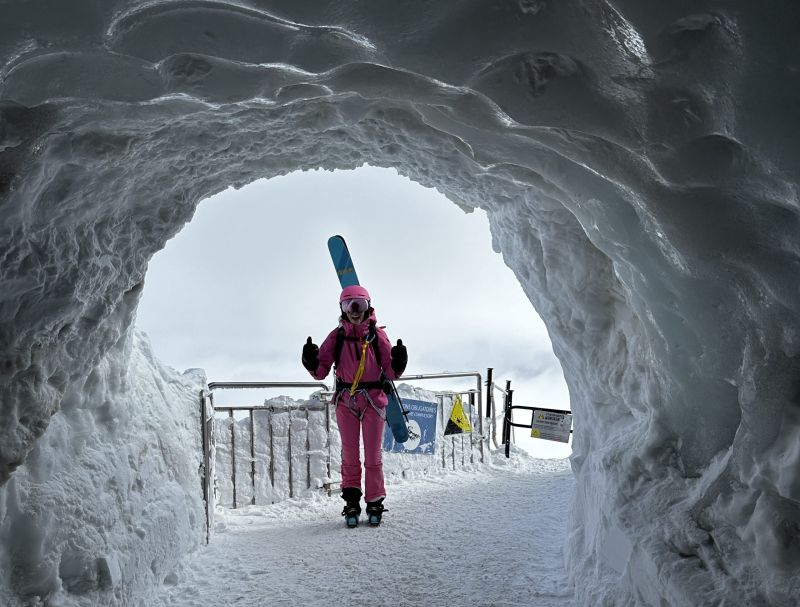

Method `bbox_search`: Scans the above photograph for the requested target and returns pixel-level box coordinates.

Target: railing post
[306,407,311,490]
[230,409,237,508]
[478,373,485,463]
[200,390,213,544]
[492,392,498,450]
[439,395,446,470]
[325,400,331,486]
[249,409,256,506]
[501,381,510,447]
[268,405,275,502]
[468,391,475,465]
[287,402,293,499]
[485,368,493,419]
[504,383,514,458]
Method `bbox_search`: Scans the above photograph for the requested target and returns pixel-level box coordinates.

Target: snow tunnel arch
[2,2,800,605]
[134,165,571,417]
[2,86,648,480]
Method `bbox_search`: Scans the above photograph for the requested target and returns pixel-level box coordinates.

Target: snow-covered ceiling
[1,1,799,604]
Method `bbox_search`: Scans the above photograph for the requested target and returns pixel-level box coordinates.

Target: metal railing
[432,389,480,469]
[208,381,330,391]
[503,405,573,457]
[478,371,514,451]
[483,369,527,452]
[398,371,485,464]
[199,372,525,541]
[203,382,331,513]
[498,380,514,453]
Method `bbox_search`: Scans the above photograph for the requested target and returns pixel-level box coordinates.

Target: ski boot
[365,498,386,527]
[341,487,362,528]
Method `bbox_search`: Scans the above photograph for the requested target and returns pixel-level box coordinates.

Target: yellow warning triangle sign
[444,395,473,435]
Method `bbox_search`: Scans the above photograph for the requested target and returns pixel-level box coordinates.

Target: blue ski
[386,387,409,443]
[326,235,409,444]
[327,235,359,288]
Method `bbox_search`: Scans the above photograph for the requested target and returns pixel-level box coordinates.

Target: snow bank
[0,329,205,606]
[1,1,799,605]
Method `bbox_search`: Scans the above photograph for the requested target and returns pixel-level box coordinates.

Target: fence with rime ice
[204,383,488,509]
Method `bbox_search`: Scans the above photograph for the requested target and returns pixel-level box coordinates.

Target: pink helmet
[340,285,371,303]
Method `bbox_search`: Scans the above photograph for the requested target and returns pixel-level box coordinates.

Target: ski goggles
[341,298,369,314]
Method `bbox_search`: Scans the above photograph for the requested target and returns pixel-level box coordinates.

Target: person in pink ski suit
[302,285,407,525]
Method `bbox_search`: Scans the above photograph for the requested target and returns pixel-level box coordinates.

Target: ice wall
[1,1,799,605]
[0,327,205,606]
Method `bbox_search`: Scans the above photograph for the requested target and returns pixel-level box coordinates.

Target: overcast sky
[134,166,570,457]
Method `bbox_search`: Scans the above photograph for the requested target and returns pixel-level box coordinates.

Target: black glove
[302,337,319,373]
[390,339,407,376]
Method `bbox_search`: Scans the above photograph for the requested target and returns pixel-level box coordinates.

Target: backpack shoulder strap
[368,321,382,367]
[334,322,382,368]
[333,326,346,368]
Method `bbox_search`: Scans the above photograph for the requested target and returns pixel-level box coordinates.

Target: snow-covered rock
[1,1,799,605]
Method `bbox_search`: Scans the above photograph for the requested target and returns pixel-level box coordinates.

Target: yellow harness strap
[350,339,370,396]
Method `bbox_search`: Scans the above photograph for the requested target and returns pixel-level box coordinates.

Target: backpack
[334,321,382,368]
[333,321,388,392]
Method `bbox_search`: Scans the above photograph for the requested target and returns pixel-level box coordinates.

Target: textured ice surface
[0,330,205,606]
[1,1,799,605]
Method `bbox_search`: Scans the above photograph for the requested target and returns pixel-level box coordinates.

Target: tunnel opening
[134,165,572,459]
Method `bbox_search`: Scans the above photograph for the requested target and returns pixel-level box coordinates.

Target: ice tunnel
[1,1,799,605]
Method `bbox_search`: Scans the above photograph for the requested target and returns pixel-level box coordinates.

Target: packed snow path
[156,459,574,606]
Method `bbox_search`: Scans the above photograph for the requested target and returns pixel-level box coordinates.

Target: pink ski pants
[335,392,386,503]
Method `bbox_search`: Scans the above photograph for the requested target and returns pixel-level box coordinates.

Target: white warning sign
[530,410,572,443]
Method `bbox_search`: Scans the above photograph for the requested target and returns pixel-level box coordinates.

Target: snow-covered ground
[155,456,575,607]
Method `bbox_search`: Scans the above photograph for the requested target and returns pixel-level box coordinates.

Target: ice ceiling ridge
[1,1,799,605]
[107,1,378,50]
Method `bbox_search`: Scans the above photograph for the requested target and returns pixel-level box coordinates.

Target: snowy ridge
[1,1,799,605]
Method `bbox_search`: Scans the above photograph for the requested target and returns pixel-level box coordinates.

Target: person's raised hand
[302,337,319,373]
[391,339,407,376]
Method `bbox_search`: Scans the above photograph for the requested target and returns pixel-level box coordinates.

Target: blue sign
[383,398,438,454]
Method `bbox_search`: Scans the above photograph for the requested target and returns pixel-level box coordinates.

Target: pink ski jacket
[309,310,400,407]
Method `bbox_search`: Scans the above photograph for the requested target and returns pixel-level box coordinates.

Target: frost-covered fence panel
[212,415,232,507]
[383,384,484,481]
[212,413,256,509]
[206,377,487,510]
[252,409,275,504]
[440,393,473,470]
[213,395,336,508]
[268,407,291,502]
[232,412,254,506]
[308,406,334,490]
[289,402,310,496]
